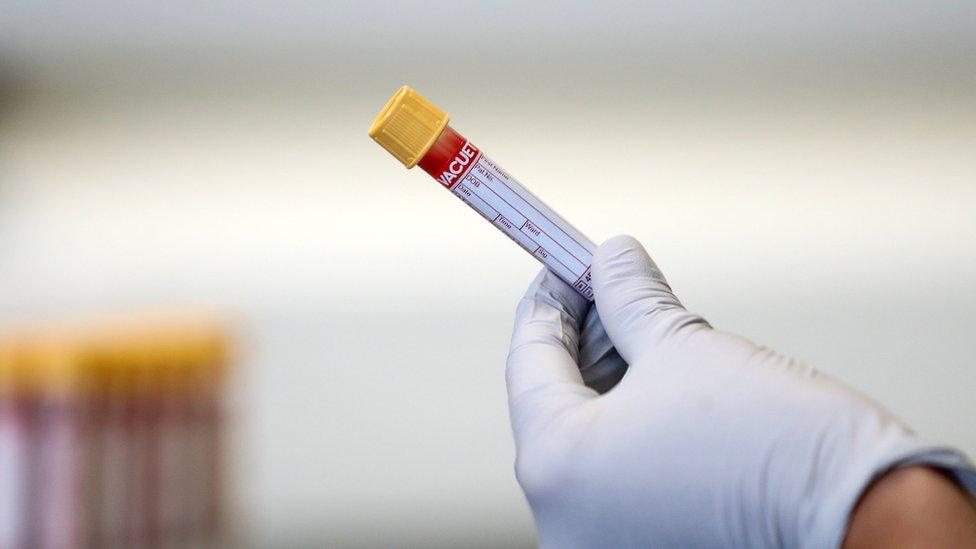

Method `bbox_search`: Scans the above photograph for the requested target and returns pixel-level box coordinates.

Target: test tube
[83,343,113,548]
[370,86,596,300]
[28,336,88,549]
[0,341,30,549]
[123,346,154,548]
[199,334,228,546]
[156,341,190,546]
[102,348,131,547]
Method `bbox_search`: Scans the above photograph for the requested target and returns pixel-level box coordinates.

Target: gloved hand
[506,235,976,548]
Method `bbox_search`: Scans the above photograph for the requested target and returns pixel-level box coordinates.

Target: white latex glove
[506,235,976,548]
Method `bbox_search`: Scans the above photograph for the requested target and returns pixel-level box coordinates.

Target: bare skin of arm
[844,466,976,548]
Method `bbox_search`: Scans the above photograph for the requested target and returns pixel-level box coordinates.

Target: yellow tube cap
[369,86,449,168]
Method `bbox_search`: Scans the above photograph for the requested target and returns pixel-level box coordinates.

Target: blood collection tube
[0,340,30,549]
[156,343,190,546]
[29,336,88,549]
[369,86,596,300]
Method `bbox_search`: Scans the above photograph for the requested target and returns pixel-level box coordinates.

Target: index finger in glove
[507,268,597,441]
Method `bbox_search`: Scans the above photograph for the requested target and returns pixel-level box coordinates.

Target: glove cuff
[807,440,976,548]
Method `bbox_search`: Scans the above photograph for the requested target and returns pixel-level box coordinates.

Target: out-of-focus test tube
[157,345,192,545]
[94,344,130,548]
[27,336,87,549]
[124,346,154,547]
[82,344,114,549]
[370,86,597,299]
[197,333,230,544]
[0,342,30,549]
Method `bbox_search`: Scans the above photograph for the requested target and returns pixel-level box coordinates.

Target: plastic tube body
[417,126,595,299]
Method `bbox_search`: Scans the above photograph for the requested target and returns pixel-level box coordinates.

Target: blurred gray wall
[2,2,974,546]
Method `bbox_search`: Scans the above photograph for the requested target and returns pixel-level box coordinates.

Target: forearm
[844,466,976,548]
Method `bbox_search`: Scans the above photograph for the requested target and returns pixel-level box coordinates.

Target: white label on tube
[451,152,595,299]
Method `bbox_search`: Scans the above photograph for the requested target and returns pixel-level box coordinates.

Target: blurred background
[1,1,974,546]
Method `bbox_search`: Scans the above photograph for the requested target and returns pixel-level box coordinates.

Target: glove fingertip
[595,234,644,260]
[593,234,656,274]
